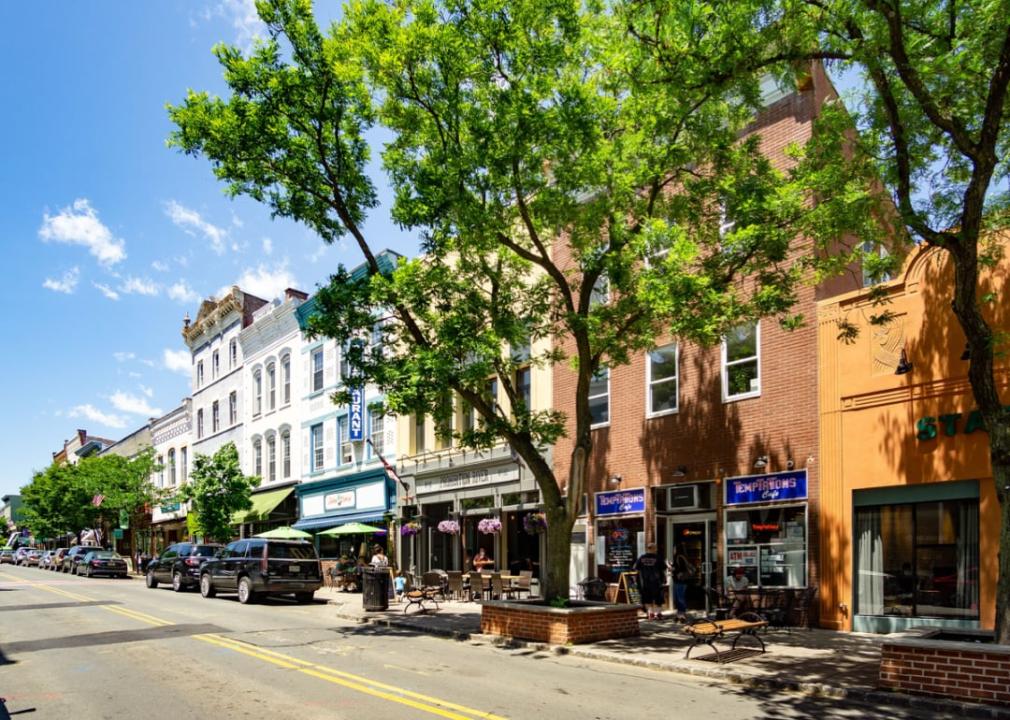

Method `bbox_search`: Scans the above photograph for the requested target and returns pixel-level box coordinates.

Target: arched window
[254,369,263,415]
[157,455,164,487]
[253,438,263,476]
[212,350,220,379]
[168,448,176,486]
[281,429,291,478]
[229,338,238,368]
[267,434,276,482]
[267,362,276,411]
[196,409,204,438]
[281,354,291,405]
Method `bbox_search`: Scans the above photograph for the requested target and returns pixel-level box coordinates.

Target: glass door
[669,514,717,611]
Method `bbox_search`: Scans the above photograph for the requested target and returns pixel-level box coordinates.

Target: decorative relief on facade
[871,319,905,376]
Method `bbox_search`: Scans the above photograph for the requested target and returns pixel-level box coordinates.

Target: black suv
[199,539,322,604]
[61,545,92,574]
[146,542,223,592]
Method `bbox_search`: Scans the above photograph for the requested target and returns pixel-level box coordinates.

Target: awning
[232,487,294,525]
[292,511,386,532]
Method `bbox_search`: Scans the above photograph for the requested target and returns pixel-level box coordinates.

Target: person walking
[633,542,669,620]
[671,545,694,622]
[369,544,388,568]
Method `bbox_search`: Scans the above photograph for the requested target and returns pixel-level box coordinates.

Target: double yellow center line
[0,572,505,720]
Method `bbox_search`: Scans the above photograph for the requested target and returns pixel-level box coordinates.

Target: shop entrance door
[669,514,717,612]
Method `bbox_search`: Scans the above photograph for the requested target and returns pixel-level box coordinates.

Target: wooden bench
[683,612,768,661]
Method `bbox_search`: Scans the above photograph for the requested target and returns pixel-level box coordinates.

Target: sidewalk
[317,586,1010,718]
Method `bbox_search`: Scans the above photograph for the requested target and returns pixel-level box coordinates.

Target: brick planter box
[880,628,1010,707]
[481,599,640,645]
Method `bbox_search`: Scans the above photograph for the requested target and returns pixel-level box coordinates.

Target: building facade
[100,423,154,560]
[149,400,193,548]
[817,242,1007,633]
[54,429,115,466]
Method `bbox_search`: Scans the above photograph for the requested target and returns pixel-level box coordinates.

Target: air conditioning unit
[666,484,700,510]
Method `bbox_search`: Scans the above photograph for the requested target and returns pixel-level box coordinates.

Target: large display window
[595,517,644,583]
[724,504,806,588]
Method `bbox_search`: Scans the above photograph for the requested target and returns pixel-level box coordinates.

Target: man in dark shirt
[633,542,669,620]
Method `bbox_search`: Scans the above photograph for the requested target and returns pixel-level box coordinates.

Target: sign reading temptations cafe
[724,469,808,506]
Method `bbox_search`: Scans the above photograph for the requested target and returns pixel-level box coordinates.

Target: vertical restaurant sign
[594,487,647,517]
[349,386,364,441]
[724,469,807,506]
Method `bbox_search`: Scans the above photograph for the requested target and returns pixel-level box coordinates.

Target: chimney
[183,312,191,330]
[285,288,308,302]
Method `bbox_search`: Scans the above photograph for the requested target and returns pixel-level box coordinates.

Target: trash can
[361,566,390,611]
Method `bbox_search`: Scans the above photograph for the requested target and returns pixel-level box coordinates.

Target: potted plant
[477,517,502,535]
[437,519,460,534]
[523,512,547,535]
[399,520,422,537]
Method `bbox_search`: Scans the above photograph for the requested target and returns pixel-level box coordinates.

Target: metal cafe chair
[446,571,465,601]
[468,571,490,601]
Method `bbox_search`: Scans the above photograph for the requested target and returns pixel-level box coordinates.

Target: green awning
[232,487,293,525]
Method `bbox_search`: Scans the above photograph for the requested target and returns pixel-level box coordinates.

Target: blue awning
[292,510,387,532]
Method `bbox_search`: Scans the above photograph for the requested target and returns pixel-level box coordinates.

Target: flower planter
[481,599,640,645]
[879,628,1009,707]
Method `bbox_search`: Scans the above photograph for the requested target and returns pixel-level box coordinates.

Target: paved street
[0,565,968,720]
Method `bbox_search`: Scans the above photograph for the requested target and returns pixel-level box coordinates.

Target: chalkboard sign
[617,571,641,606]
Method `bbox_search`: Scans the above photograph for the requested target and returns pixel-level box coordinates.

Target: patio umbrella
[317,522,385,536]
[254,526,312,540]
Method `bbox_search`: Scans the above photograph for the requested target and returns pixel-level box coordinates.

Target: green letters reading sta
[916,410,991,440]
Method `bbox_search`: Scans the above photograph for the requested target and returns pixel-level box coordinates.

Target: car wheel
[237,577,256,605]
[172,572,184,592]
[294,592,314,604]
[146,570,158,589]
[200,573,216,598]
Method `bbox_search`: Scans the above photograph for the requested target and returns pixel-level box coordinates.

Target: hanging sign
[349,386,364,441]
[725,469,807,506]
[594,487,646,517]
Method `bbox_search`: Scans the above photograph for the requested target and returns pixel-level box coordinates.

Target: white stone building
[149,399,192,546]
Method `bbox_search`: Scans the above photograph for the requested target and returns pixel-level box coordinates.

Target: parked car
[0,548,14,565]
[39,550,58,569]
[50,548,68,571]
[77,550,129,578]
[199,539,322,604]
[13,547,39,566]
[25,549,42,567]
[146,542,223,592]
[61,545,92,574]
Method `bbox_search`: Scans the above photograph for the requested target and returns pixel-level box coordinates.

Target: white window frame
[311,423,324,471]
[254,370,263,415]
[180,447,188,484]
[168,448,176,486]
[229,338,237,369]
[369,411,385,458]
[196,361,204,388]
[311,347,324,393]
[266,362,276,411]
[212,350,220,379]
[229,391,237,426]
[589,367,610,429]
[253,438,263,476]
[212,400,220,433]
[338,415,352,466]
[646,343,679,418]
[266,434,276,482]
[196,409,204,438]
[281,355,291,405]
[721,322,761,402]
[281,430,291,478]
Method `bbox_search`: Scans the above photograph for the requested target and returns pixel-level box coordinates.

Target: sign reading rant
[594,488,646,517]
[916,409,991,440]
[725,470,807,506]
[349,386,364,442]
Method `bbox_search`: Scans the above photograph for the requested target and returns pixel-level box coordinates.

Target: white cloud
[109,391,162,417]
[39,199,126,266]
[167,279,200,304]
[151,260,170,272]
[42,267,80,294]
[128,371,142,379]
[139,384,154,398]
[93,282,120,301]
[66,404,127,429]
[120,276,159,296]
[221,0,265,47]
[231,213,244,228]
[262,237,273,255]
[164,200,227,254]
[225,261,298,301]
[113,352,136,362]
[308,244,328,263]
[163,348,191,375]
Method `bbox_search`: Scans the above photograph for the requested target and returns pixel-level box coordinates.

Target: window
[281,430,291,478]
[647,344,679,416]
[281,355,291,405]
[485,376,499,423]
[589,273,609,306]
[725,505,807,588]
[157,455,164,488]
[212,350,220,379]
[514,367,531,413]
[180,447,188,484]
[196,361,204,388]
[311,347,324,392]
[196,409,204,438]
[168,449,176,486]
[339,340,351,381]
[229,338,237,369]
[266,435,276,482]
[460,396,475,434]
[589,368,609,427]
[253,438,262,476]
[861,241,892,287]
[253,370,262,415]
[414,415,426,454]
[229,391,237,425]
[267,362,276,411]
[370,411,385,457]
[311,423,324,471]
[722,323,760,400]
[212,400,220,433]
[719,202,736,238]
[338,415,353,465]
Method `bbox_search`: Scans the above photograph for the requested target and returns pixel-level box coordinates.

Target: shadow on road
[0,623,225,658]
[0,601,120,613]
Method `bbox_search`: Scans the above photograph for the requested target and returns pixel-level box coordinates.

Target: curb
[325,601,1010,718]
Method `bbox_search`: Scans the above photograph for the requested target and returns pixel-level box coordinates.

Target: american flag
[92,494,105,507]
[366,439,410,498]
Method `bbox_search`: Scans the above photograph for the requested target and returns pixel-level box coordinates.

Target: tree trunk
[542,504,574,602]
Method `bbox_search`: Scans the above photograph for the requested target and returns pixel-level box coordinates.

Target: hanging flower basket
[400,521,422,537]
[523,511,548,535]
[477,517,502,535]
[437,519,460,535]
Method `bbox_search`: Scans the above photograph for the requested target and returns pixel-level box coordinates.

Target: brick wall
[481,602,640,644]
[880,641,1010,707]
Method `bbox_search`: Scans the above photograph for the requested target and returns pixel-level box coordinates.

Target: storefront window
[724,505,806,588]
[596,517,644,583]
[855,499,978,619]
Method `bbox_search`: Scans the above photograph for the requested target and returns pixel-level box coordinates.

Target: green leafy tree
[20,463,98,541]
[178,443,259,543]
[169,0,817,600]
[77,449,163,531]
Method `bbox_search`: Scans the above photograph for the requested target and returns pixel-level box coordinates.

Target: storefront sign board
[349,386,364,441]
[725,469,807,506]
[594,487,647,517]
[324,490,355,511]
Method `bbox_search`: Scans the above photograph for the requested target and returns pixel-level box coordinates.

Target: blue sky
[0,1,415,496]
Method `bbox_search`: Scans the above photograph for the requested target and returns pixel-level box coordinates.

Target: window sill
[722,391,761,403]
[646,408,679,420]
[590,422,610,431]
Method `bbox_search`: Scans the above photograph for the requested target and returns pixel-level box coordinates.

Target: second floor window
[647,344,679,416]
[212,400,220,433]
[157,455,164,488]
[168,449,176,486]
[266,435,276,482]
[414,415,425,454]
[722,323,760,401]
[180,447,188,483]
[267,362,276,411]
[282,355,291,405]
[229,338,237,368]
[254,370,262,415]
[339,415,353,465]
[281,430,291,478]
[515,367,531,413]
[370,411,385,457]
[311,423,324,471]
[196,361,204,388]
[253,438,262,476]
[229,391,237,425]
[589,368,609,427]
[212,350,220,379]
[312,347,324,392]
[196,409,204,438]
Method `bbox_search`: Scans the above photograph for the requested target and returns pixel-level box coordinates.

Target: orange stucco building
[817,242,1008,633]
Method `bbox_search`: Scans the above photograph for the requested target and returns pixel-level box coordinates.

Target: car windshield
[267,543,316,560]
[91,551,117,559]
[191,545,220,557]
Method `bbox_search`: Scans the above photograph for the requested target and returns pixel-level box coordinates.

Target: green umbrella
[254,526,312,539]
[317,522,385,536]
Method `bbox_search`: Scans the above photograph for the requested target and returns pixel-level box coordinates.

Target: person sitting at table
[472,547,493,571]
[726,566,750,615]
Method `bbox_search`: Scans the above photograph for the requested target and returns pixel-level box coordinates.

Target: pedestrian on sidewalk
[633,542,668,620]
[671,546,694,622]
[370,545,388,568]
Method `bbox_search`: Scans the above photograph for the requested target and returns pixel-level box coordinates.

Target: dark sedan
[77,550,128,578]
[61,545,91,574]
[146,542,223,592]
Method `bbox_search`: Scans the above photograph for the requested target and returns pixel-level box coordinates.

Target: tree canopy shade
[169,0,830,600]
[627,0,1010,641]
[178,442,260,544]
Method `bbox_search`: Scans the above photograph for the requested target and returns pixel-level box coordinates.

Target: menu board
[606,526,635,571]
[727,547,758,567]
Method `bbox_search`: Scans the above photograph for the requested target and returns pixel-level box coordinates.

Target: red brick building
[553,64,860,616]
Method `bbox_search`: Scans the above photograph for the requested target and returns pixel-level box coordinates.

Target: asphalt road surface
[0,564,968,720]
